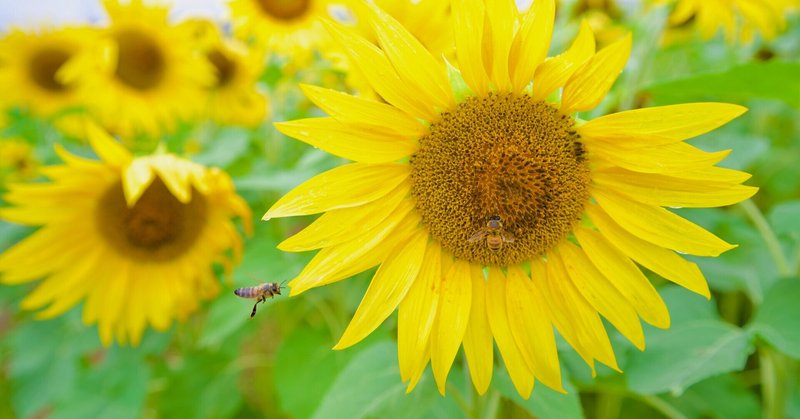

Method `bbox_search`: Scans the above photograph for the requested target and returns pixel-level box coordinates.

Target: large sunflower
[0,27,91,118]
[60,0,213,137]
[0,124,251,346]
[265,1,756,397]
[229,0,336,59]
[659,0,794,42]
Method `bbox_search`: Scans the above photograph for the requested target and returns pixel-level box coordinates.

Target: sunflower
[60,0,213,137]
[565,0,629,47]
[0,27,91,119]
[183,19,269,127]
[0,138,39,186]
[658,0,793,43]
[229,0,336,60]
[0,124,252,346]
[265,1,756,397]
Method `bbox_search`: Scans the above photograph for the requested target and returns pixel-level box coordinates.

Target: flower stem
[760,346,791,419]
[739,200,791,277]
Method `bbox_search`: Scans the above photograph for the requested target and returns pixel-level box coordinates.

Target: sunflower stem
[739,200,791,277]
[760,346,792,419]
[595,392,622,419]
[637,395,688,419]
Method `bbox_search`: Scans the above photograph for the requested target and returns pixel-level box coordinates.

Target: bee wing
[501,230,516,243]
[468,229,487,242]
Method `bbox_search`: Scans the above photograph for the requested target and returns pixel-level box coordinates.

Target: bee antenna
[279,279,288,290]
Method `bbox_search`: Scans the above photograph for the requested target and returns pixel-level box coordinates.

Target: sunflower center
[113,29,166,90]
[256,0,310,20]
[29,47,71,92]
[410,93,591,266]
[207,49,236,88]
[96,176,207,262]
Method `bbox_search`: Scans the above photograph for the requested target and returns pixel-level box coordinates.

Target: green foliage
[749,279,800,358]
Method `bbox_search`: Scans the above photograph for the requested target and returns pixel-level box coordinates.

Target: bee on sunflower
[0,124,252,346]
[264,0,757,397]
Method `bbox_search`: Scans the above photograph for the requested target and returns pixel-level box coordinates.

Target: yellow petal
[431,259,472,395]
[288,201,416,295]
[452,0,489,96]
[593,188,736,257]
[278,182,409,252]
[558,242,645,350]
[86,122,131,167]
[586,203,710,298]
[123,159,156,206]
[406,343,431,393]
[594,168,758,208]
[152,156,193,204]
[561,33,631,114]
[484,0,517,91]
[532,20,595,101]
[588,141,731,174]
[510,0,555,93]
[299,84,426,138]
[263,163,409,219]
[322,20,436,121]
[398,240,442,382]
[547,252,619,371]
[574,226,670,329]
[578,103,747,142]
[335,229,429,350]
[275,118,416,164]
[462,265,493,395]
[366,2,454,112]
[506,265,564,392]
[485,267,534,399]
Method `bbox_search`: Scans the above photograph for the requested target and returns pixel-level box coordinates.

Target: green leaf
[626,320,753,395]
[663,374,761,419]
[494,367,584,419]
[768,201,800,241]
[191,127,252,169]
[749,279,800,358]
[658,284,717,325]
[644,61,800,107]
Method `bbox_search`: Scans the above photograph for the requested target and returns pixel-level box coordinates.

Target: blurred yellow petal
[275,118,417,164]
[264,163,409,219]
[506,265,564,393]
[452,0,489,96]
[123,159,156,206]
[578,103,747,142]
[559,242,645,350]
[431,259,472,395]
[86,123,132,167]
[486,267,534,398]
[462,264,493,395]
[299,84,426,137]
[398,240,442,382]
[561,33,631,114]
[532,20,595,100]
[575,227,670,329]
[510,0,555,92]
[593,188,736,257]
[335,229,428,350]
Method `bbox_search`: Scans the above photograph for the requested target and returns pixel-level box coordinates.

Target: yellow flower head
[659,0,794,43]
[0,138,39,185]
[182,18,269,127]
[0,124,252,346]
[266,0,756,398]
[229,0,337,60]
[0,27,92,117]
[60,0,214,137]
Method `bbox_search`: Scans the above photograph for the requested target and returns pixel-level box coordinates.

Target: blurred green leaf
[626,321,753,395]
[768,200,800,241]
[748,279,800,358]
[658,285,717,325]
[494,367,584,419]
[663,374,761,419]
[645,61,800,107]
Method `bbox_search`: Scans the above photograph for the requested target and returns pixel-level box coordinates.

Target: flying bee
[468,215,515,251]
[234,281,285,318]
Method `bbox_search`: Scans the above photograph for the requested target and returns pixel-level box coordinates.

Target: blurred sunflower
[61,0,213,137]
[0,27,91,118]
[565,0,629,47]
[0,138,39,186]
[658,0,793,43]
[0,124,252,346]
[184,19,269,127]
[266,0,757,397]
[229,0,336,60]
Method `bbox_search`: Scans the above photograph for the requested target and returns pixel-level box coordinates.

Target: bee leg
[250,296,265,318]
